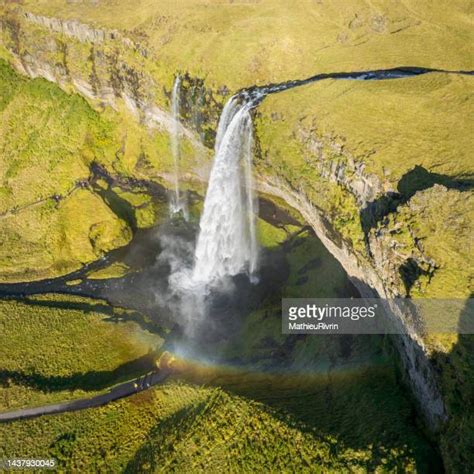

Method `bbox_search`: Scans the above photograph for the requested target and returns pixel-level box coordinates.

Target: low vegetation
[258,73,473,184]
[0,60,190,282]
[0,296,163,411]
[379,186,473,300]
[19,0,474,90]
[255,74,474,471]
[256,72,474,299]
[0,367,437,472]
[0,224,438,471]
[0,189,131,282]
[0,2,472,471]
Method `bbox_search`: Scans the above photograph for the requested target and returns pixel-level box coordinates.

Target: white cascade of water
[193,98,259,284]
[214,95,240,152]
[169,76,188,219]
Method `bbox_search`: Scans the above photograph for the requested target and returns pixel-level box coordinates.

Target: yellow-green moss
[0,189,131,282]
[256,73,474,298]
[0,368,436,472]
[0,59,188,281]
[381,187,473,299]
[256,218,288,248]
[87,262,130,280]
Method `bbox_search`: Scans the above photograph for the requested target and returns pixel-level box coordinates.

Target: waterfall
[166,94,259,332]
[193,97,259,284]
[214,95,240,152]
[169,76,188,219]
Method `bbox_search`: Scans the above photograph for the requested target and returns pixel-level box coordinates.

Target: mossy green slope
[379,186,474,300]
[0,189,131,282]
[0,60,127,281]
[0,60,190,282]
[0,60,100,212]
[256,71,474,473]
[257,73,473,191]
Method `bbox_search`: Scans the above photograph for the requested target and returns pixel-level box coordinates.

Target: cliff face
[254,75,472,437]
[2,10,214,138]
[254,74,473,466]
[0,3,473,465]
[256,74,473,299]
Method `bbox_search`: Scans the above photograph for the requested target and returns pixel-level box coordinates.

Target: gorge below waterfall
[1,65,471,371]
[159,66,472,334]
[0,4,472,466]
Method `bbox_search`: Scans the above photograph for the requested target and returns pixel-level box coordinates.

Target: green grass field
[20,0,474,91]
[258,73,473,184]
[0,295,163,411]
[0,60,128,282]
[0,235,439,471]
[256,73,474,299]
[0,367,438,472]
[0,2,472,471]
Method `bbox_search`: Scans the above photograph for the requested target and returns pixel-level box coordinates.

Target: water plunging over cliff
[169,76,188,219]
[160,94,260,330]
[214,96,240,152]
[193,97,258,284]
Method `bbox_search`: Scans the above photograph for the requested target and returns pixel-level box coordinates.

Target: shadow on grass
[14,297,169,338]
[223,370,440,472]
[124,401,210,473]
[122,366,441,473]
[0,351,158,393]
[94,184,138,232]
[360,165,474,238]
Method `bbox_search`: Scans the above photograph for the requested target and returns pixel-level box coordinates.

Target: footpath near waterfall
[0,1,473,472]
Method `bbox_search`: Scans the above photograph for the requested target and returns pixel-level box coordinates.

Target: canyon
[0,1,473,470]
